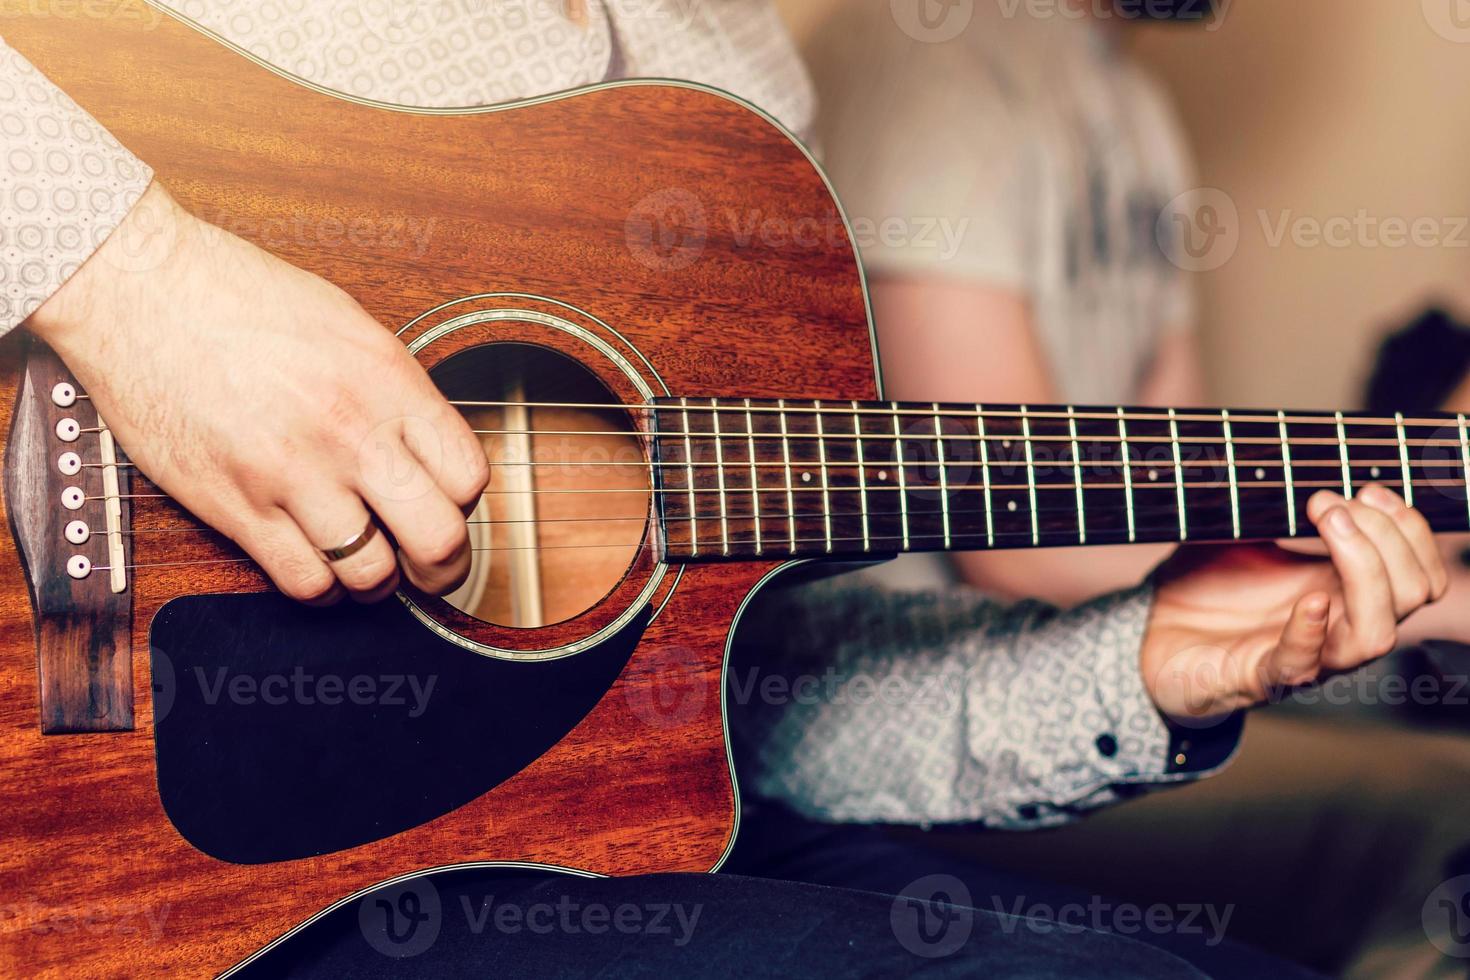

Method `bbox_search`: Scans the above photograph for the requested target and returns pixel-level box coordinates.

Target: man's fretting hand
[1142,486,1449,724]
[24,182,490,604]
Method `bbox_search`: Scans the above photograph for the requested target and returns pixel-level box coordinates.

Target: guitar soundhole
[429,343,651,630]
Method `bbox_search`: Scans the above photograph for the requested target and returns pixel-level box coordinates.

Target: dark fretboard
[650,399,1470,562]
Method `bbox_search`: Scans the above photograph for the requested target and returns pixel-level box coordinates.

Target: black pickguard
[149,594,642,864]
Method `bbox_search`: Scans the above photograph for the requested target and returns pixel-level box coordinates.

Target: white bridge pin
[51,382,77,408]
[61,486,85,510]
[65,520,89,545]
[66,555,91,580]
[55,418,80,442]
[57,451,81,476]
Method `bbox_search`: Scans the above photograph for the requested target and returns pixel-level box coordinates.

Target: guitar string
[444,399,1470,431]
[69,383,1454,427]
[108,472,1465,525]
[92,507,1464,573]
[462,427,1470,449]
[83,457,1470,473]
[91,476,1470,506]
[114,488,1396,537]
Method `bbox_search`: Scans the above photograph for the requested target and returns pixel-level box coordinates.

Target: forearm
[732,579,1241,829]
[0,36,153,334]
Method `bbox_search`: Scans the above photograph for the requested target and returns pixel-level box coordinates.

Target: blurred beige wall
[776,0,1470,408]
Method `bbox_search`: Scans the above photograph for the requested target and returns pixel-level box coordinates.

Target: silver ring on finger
[319,519,379,563]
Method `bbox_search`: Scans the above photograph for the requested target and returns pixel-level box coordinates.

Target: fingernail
[1327,507,1355,535]
[1304,596,1329,623]
[1308,491,1343,520]
[1359,485,1399,511]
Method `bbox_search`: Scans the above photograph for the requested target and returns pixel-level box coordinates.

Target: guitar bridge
[4,339,133,733]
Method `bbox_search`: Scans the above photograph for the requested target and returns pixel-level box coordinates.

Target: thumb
[1255,592,1330,701]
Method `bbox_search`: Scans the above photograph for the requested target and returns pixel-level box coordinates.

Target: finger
[393,402,491,515]
[1358,484,1448,601]
[285,489,401,603]
[1315,504,1398,670]
[1257,592,1330,696]
[1341,488,1431,618]
[357,436,472,596]
[1305,489,1347,524]
[421,404,492,514]
[241,509,347,606]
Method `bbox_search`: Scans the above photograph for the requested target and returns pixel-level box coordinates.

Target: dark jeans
[723,800,1320,980]
[238,801,1313,978]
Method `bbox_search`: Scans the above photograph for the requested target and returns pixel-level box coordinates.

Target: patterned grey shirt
[0,1,1232,829]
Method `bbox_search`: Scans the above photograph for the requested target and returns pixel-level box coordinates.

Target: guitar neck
[651,399,1470,562]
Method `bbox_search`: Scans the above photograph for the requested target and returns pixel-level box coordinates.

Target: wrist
[1140,600,1256,724]
[24,181,191,355]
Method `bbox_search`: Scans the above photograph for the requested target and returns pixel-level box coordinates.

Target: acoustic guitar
[2,4,1468,977]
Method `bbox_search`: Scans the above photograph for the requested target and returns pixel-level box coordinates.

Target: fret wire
[1169,408,1188,541]
[935,403,953,550]
[1117,408,1136,544]
[1222,409,1241,540]
[853,402,872,553]
[1067,405,1086,545]
[1021,406,1040,547]
[977,404,995,548]
[1462,414,1470,532]
[744,398,762,556]
[779,399,797,555]
[1395,412,1414,507]
[650,409,667,556]
[892,404,911,552]
[710,399,731,557]
[815,401,833,554]
[1278,410,1297,537]
[679,398,698,558]
[1336,411,1353,498]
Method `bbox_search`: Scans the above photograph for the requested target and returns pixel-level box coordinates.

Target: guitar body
[0,5,876,976]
